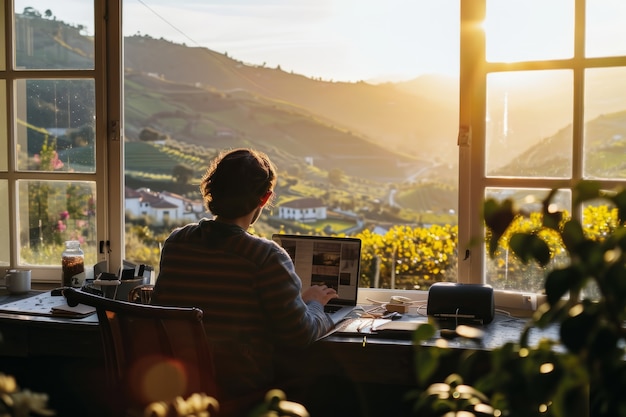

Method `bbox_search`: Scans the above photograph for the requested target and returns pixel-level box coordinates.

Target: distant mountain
[123,36,460,166]
[123,69,431,182]
[124,36,626,175]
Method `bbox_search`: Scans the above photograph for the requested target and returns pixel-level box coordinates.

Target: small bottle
[62,240,85,287]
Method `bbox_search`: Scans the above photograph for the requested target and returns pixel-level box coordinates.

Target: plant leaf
[542,210,563,231]
[483,199,515,257]
[572,180,602,205]
[612,189,626,223]
[545,267,582,306]
[561,219,585,253]
[509,233,551,266]
[559,309,595,353]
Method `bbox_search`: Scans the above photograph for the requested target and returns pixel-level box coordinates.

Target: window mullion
[459,0,487,284]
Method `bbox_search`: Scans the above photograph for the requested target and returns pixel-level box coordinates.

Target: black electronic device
[426,282,495,324]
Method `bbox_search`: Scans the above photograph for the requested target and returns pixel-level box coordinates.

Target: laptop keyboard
[324,304,342,313]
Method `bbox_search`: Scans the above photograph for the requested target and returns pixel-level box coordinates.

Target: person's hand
[302,284,338,306]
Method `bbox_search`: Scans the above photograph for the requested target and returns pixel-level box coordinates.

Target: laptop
[272,234,361,325]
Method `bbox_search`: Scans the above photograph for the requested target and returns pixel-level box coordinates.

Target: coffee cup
[2,269,32,294]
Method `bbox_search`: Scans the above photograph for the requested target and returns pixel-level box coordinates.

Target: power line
[134,0,202,47]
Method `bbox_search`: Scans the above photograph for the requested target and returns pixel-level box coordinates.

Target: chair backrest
[64,287,218,415]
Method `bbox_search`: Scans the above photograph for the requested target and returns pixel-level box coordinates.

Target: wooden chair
[64,287,220,416]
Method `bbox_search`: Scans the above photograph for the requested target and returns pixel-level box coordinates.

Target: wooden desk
[0,292,556,417]
[0,290,104,416]
[273,312,559,416]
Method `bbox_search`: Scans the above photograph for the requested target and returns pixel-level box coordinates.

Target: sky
[14,0,626,82]
[15,0,460,82]
[123,0,461,82]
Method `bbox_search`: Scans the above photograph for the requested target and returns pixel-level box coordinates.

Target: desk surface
[324,305,559,349]
[0,290,98,325]
[0,291,559,348]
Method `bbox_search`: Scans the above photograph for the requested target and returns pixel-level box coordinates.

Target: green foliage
[172,164,195,184]
[412,180,626,417]
[355,224,457,290]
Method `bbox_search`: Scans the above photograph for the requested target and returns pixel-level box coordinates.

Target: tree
[172,164,194,184]
[22,7,41,17]
[139,127,168,142]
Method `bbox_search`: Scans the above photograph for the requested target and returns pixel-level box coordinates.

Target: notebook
[272,234,361,325]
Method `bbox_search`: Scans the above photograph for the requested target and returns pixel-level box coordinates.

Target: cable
[134,0,202,47]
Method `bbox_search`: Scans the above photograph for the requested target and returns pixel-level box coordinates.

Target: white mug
[2,269,32,294]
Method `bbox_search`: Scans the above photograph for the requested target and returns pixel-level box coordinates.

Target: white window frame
[458,0,626,289]
[5,1,621,306]
[0,0,123,282]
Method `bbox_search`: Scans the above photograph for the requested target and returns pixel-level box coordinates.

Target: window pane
[486,70,573,178]
[485,187,571,292]
[0,181,8,267]
[485,0,574,63]
[15,79,95,173]
[586,0,626,58]
[123,1,460,289]
[14,1,94,70]
[17,180,96,268]
[0,81,6,171]
[583,67,626,180]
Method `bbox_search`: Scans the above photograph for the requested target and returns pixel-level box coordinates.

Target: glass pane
[17,180,96,269]
[485,0,574,63]
[123,1,461,289]
[586,0,626,58]
[486,70,573,177]
[0,181,8,267]
[0,81,6,171]
[14,1,94,70]
[583,67,626,180]
[485,187,571,293]
[15,79,95,173]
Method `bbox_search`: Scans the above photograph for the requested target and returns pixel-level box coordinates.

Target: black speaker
[427,282,495,324]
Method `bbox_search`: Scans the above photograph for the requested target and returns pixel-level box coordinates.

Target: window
[121,1,461,294]
[459,0,626,292]
[1,0,122,282]
[3,1,623,299]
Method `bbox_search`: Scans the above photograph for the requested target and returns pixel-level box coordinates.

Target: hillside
[15,12,626,225]
[123,35,460,165]
[491,110,626,178]
[124,70,433,183]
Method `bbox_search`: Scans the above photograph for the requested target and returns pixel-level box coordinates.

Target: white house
[161,190,205,217]
[278,197,326,222]
[125,187,207,224]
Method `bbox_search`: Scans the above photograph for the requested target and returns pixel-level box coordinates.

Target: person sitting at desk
[151,148,338,416]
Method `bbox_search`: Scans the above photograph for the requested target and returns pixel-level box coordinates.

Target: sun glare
[483,0,574,63]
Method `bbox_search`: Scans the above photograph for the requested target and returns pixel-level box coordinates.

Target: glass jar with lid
[62,240,85,287]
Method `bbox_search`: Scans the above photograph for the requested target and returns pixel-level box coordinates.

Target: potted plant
[409,180,626,417]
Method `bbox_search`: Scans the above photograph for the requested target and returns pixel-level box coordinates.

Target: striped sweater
[151,219,334,403]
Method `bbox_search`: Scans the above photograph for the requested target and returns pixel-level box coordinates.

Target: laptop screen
[272,234,361,306]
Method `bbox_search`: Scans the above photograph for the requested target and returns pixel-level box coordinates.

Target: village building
[278,197,327,222]
[124,187,206,224]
